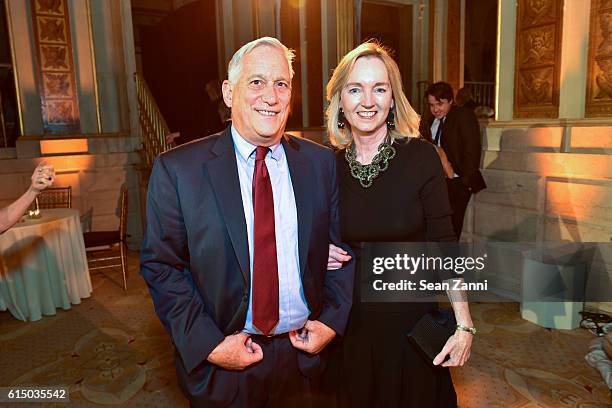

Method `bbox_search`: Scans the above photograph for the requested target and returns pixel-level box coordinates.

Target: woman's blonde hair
[326,41,420,147]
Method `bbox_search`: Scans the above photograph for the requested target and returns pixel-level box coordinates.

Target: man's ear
[221,80,233,108]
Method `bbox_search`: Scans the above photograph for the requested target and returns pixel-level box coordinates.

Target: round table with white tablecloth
[0,208,92,321]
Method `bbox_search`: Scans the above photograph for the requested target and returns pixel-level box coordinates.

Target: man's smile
[256,109,279,116]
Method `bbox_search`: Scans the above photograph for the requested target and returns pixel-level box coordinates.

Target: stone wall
[463,120,612,312]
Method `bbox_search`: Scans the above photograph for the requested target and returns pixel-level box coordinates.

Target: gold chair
[84,187,128,290]
[34,186,72,209]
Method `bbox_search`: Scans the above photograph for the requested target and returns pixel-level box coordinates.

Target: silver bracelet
[456,324,477,335]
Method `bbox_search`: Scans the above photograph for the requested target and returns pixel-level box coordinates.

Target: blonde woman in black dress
[324,42,475,407]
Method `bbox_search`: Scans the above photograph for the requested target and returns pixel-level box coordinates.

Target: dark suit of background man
[141,37,354,407]
[422,82,487,239]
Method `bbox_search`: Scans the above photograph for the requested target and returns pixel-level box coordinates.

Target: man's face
[427,95,452,119]
[222,45,291,146]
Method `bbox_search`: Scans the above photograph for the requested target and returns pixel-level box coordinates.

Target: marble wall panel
[474,203,539,241]
[478,169,541,210]
[483,151,612,179]
[570,126,612,149]
[545,178,612,225]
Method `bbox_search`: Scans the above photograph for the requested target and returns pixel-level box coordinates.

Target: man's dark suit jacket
[421,105,487,193]
[140,127,354,405]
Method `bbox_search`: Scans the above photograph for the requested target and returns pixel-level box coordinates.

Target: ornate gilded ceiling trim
[586,0,612,117]
[513,0,563,119]
[30,0,81,135]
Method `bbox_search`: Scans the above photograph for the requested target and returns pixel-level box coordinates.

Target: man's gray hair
[227,37,295,84]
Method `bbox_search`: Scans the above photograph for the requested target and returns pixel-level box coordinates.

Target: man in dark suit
[423,82,487,239]
[141,37,354,407]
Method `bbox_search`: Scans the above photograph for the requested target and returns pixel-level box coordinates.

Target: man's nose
[261,85,278,105]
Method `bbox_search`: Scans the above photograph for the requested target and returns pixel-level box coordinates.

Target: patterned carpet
[1,251,610,407]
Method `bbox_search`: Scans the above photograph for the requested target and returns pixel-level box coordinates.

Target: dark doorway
[360,1,413,101]
[0,0,19,148]
[139,0,221,142]
[464,0,498,108]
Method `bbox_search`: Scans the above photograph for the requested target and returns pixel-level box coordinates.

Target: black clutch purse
[406,308,456,363]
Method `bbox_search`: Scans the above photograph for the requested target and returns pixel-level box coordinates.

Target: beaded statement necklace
[345,138,397,188]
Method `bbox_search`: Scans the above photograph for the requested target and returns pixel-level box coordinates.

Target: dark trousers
[446,178,472,240]
[190,335,320,408]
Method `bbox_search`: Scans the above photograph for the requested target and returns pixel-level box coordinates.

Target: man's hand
[289,320,336,354]
[29,161,55,194]
[433,330,473,367]
[165,132,181,145]
[435,146,455,179]
[207,332,263,370]
[327,243,352,270]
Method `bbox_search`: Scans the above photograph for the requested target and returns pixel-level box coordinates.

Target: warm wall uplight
[570,127,612,149]
[40,139,88,155]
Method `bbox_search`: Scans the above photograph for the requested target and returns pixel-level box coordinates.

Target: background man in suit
[165,79,231,146]
[422,81,487,239]
[141,37,354,407]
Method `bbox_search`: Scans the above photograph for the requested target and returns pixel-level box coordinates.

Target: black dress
[326,138,458,408]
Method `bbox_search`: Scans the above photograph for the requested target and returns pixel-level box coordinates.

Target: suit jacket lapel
[441,106,458,150]
[206,129,250,286]
[282,135,313,277]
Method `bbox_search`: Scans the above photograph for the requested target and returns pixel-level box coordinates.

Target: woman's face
[340,56,393,137]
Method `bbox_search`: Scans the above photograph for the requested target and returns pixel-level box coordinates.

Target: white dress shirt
[231,126,309,334]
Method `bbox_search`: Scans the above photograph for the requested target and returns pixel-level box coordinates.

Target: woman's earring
[338,109,346,129]
[386,109,395,130]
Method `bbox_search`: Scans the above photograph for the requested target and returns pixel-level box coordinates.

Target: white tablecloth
[0,208,92,321]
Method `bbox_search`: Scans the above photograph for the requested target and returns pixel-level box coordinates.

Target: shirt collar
[231,125,283,163]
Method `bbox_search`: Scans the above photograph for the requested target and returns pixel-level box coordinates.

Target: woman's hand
[433,330,472,367]
[30,161,55,193]
[435,146,455,179]
[327,244,351,270]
